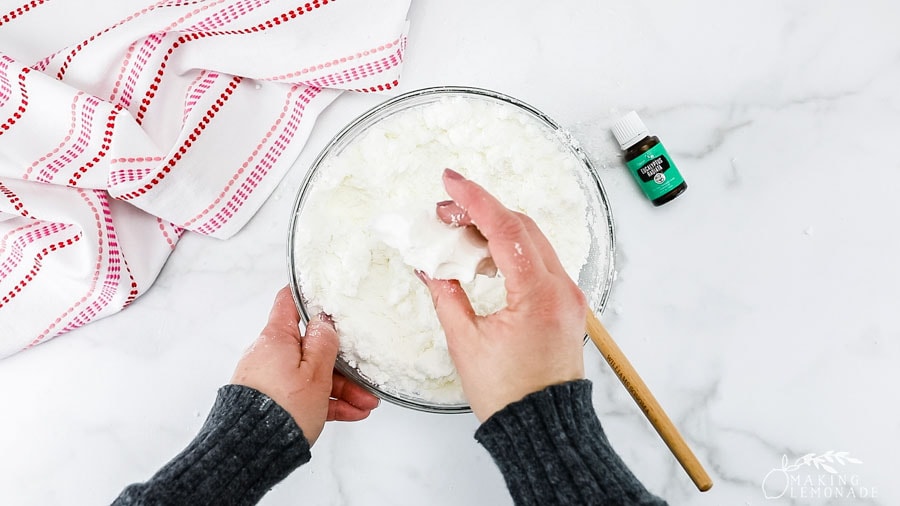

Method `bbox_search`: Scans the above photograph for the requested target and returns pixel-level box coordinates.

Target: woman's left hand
[231,286,380,445]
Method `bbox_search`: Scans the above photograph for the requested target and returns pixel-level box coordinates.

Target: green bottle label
[625,142,684,200]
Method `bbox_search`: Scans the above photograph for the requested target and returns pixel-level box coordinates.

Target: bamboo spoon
[585,310,713,492]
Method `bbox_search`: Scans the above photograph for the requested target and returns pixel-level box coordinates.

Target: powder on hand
[294,96,591,404]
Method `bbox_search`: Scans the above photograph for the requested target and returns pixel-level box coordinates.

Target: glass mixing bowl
[287,86,616,413]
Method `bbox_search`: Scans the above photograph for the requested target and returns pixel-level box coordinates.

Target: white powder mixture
[294,96,591,404]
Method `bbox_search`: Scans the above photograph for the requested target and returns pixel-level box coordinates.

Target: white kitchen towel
[0,0,410,358]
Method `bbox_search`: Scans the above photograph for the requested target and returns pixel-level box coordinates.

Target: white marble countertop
[2,1,898,504]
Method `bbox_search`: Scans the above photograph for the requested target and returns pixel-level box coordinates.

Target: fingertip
[305,321,337,344]
[356,391,381,411]
[328,399,374,422]
[315,311,335,329]
[332,372,382,410]
[268,285,302,326]
[301,314,340,371]
[443,168,465,181]
[435,200,472,227]
[274,285,298,311]
[442,168,478,205]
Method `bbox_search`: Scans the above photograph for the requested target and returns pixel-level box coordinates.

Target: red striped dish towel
[0,0,410,357]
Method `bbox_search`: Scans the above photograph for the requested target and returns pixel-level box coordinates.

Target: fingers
[328,398,374,422]
[331,372,380,411]
[515,213,567,276]
[416,270,477,341]
[435,200,473,227]
[300,313,340,379]
[436,200,498,278]
[438,196,564,278]
[328,373,379,421]
[264,286,302,341]
[441,169,544,294]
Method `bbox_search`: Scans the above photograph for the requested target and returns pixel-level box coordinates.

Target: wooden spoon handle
[586,311,713,492]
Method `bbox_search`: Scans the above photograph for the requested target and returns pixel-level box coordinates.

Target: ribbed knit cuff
[114,385,311,506]
[475,380,666,506]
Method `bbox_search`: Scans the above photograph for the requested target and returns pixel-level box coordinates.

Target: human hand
[231,286,380,445]
[418,169,588,422]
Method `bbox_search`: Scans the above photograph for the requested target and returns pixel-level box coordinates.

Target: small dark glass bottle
[612,111,687,206]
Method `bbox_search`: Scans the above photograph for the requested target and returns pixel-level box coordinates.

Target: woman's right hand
[418,169,588,422]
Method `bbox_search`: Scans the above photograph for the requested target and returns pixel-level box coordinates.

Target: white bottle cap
[611,111,650,150]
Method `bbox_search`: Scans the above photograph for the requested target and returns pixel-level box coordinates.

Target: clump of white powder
[294,96,591,404]
[372,207,496,283]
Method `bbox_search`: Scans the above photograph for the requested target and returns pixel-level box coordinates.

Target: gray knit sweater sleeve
[113,384,311,506]
[475,379,668,506]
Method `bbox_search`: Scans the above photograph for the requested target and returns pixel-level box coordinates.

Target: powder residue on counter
[294,96,592,404]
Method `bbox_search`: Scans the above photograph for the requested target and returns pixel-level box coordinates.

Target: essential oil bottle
[611,111,687,206]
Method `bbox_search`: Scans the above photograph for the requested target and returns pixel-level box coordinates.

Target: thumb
[300,313,340,378]
[416,270,476,344]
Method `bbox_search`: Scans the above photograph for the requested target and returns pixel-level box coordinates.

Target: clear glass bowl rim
[287,85,617,414]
